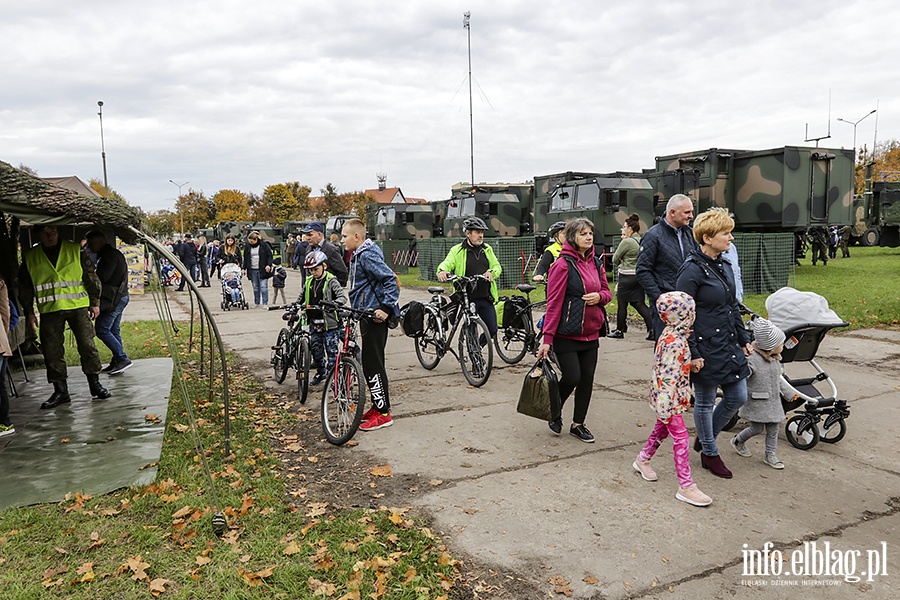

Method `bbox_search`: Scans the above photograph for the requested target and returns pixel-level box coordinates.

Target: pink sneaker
[359,411,393,432]
[675,484,712,507]
[632,458,658,482]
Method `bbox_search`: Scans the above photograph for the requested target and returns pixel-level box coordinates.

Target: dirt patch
[236,355,547,599]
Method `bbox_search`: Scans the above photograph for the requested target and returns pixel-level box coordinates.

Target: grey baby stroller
[764,287,850,450]
[220,263,249,311]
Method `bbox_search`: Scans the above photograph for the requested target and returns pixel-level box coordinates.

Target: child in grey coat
[730,317,801,469]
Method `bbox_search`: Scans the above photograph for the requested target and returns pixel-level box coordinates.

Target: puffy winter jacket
[541,241,611,346]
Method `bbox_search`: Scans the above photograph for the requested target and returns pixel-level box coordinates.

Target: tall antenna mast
[464,11,474,186]
[804,90,832,148]
[97,101,109,198]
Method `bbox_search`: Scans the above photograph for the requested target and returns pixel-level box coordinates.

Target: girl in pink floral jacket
[632,291,712,507]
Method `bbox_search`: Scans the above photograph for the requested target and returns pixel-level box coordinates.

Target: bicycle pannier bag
[400,301,425,338]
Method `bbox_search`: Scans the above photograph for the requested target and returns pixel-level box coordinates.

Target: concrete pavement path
[162,275,899,599]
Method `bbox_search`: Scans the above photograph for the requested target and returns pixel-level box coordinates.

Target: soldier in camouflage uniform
[19,225,110,409]
[808,226,829,266]
[838,225,852,258]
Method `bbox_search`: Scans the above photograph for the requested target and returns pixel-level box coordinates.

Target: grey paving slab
[0,358,173,509]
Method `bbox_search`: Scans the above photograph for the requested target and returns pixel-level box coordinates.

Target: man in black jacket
[636,194,696,341]
[85,230,133,374]
[176,233,198,291]
[300,223,348,286]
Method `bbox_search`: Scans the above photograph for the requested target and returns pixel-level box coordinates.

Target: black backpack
[400,301,426,337]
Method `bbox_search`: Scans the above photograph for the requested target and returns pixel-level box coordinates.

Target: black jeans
[359,318,390,414]
[554,340,598,424]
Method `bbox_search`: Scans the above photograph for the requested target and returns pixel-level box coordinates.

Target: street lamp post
[97,101,109,198]
[837,109,876,195]
[837,109,877,163]
[170,179,189,237]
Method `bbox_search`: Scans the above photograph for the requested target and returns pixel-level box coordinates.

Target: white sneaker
[632,458,658,482]
[676,484,712,507]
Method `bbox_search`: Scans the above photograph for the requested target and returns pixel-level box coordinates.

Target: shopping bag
[516,358,561,421]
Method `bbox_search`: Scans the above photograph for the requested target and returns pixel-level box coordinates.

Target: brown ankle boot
[701,453,733,478]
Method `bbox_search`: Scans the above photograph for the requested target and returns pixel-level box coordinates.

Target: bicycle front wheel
[415,306,443,370]
[458,317,493,387]
[296,335,311,405]
[321,356,366,445]
[272,328,290,384]
[494,316,530,365]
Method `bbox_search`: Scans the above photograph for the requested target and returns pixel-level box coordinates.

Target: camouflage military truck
[653,146,854,231]
[324,214,356,241]
[368,204,436,241]
[282,220,315,238]
[533,171,657,254]
[853,179,900,247]
[441,182,534,239]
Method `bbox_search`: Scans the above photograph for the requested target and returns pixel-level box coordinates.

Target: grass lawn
[2,321,457,599]
[399,246,900,329]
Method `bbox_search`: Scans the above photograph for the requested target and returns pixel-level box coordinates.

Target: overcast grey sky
[1,0,896,213]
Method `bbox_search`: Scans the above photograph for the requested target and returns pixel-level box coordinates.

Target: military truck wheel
[860,227,879,246]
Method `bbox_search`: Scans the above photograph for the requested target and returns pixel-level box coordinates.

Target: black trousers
[616,298,652,333]
[554,340,598,424]
[359,318,390,413]
[473,297,498,337]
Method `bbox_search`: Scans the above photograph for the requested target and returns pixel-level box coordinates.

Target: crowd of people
[5,199,801,508]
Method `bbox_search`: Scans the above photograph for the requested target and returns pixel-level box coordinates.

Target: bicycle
[494,283,547,365]
[414,274,493,387]
[318,301,374,445]
[268,302,312,405]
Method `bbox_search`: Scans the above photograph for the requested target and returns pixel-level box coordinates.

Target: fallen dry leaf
[583,575,599,585]
[370,464,393,477]
[149,577,169,596]
[283,541,303,555]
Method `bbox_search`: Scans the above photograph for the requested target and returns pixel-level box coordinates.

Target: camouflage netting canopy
[0,159,143,242]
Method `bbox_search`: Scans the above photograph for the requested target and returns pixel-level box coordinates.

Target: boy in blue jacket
[341,219,400,431]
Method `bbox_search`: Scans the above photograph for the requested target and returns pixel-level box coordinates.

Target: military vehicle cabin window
[446,200,462,218]
[461,197,476,216]
[551,187,574,211]
[575,185,600,209]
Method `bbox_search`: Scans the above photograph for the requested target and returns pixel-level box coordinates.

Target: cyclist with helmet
[436,217,502,339]
[301,250,347,386]
[533,220,567,282]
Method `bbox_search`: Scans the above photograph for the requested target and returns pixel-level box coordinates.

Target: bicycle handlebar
[319,300,376,319]
[267,302,306,312]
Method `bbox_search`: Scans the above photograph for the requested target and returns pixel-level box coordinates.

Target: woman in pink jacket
[536,218,612,442]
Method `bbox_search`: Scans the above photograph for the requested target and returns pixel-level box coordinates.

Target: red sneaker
[361,407,378,422]
[359,411,393,432]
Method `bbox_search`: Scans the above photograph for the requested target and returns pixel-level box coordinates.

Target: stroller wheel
[819,416,846,444]
[785,414,820,450]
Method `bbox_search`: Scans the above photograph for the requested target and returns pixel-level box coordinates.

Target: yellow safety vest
[547,241,562,259]
[25,240,90,313]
